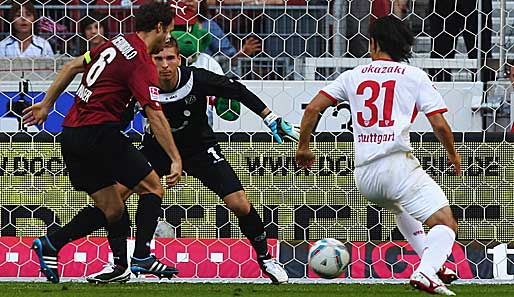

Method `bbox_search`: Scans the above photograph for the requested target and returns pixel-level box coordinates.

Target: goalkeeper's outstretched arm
[197,68,300,143]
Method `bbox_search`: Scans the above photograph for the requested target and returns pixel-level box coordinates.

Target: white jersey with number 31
[320,58,447,167]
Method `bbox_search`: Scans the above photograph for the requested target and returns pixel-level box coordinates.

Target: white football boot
[259,258,289,284]
[410,271,456,295]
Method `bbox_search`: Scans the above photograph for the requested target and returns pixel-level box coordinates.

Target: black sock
[238,205,270,262]
[107,204,130,268]
[133,193,161,259]
[48,206,107,251]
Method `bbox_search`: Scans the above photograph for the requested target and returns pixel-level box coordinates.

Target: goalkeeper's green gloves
[263,111,300,144]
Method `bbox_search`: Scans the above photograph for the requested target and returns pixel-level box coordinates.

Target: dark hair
[369,16,413,62]
[80,11,109,37]
[8,0,36,22]
[164,35,180,52]
[9,1,37,35]
[135,1,175,32]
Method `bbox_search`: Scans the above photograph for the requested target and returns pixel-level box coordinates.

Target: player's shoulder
[402,64,433,85]
[108,34,148,63]
[329,67,354,86]
[189,65,217,80]
[402,63,427,76]
[178,66,194,85]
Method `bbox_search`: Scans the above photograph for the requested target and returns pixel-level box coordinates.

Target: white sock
[395,212,427,257]
[416,225,455,276]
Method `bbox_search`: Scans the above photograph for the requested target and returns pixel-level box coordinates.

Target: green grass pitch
[1,283,513,297]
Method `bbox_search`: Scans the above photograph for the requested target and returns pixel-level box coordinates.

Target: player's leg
[396,165,457,295]
[410,207,457,295]
[395,211,426,257]
[413,206,458,273]
[190,145,288,283]
[87,134,172,283]
[86,184,133,284]
[114,138,178,279]
[33,185,123,283]
[32,126,126,283]
[223,191,288,283]
[129,171,179,278]
[395,209,457,285]
[355,152,456,295]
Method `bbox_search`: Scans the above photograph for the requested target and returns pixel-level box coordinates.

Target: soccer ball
[308,238,350,279]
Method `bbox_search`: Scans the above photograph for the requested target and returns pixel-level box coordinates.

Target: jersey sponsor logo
[357,132,395,144]
[149,86,160,101]
[361,65,406,75]
[76,83,93,103]
[184,95,197,105]
[112,36,137,60]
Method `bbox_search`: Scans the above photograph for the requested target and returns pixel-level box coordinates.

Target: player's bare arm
[296,93,334,169]
[23,55,86,126]
[145,106,182,187]
[427,113,461,176]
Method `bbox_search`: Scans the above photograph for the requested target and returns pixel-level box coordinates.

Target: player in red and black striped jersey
[86,38,296,284]
[23,2,181,283]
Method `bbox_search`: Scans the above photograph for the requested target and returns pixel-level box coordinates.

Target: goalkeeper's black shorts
[139,133,243,198]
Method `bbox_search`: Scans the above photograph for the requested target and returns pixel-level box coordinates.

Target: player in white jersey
[296,16,460,295]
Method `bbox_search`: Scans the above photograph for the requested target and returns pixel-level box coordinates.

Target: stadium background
[1,0,514,282]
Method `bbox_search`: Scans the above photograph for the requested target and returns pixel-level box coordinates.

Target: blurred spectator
[394,0,409,18]
[178,0,261,59]
[428,0,493,82]
[79,11,109,54]
[347,0,407,58]
[37,16,73,55]
[0,1,54,57]
[506,60,514,85]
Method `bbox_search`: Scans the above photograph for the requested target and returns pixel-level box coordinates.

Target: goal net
[0,0,513,282]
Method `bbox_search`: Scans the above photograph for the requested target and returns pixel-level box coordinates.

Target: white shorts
[354,151,449,223]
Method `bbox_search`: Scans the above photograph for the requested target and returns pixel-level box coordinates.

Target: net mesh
[1,0,514,281]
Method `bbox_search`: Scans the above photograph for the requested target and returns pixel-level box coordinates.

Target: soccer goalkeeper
[86,36,298,284]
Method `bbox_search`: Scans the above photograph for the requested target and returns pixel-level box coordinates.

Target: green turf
[0,283,513,297]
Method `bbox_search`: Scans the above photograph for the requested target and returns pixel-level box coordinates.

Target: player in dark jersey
[22,2,182,283]
[85,38,298,284]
